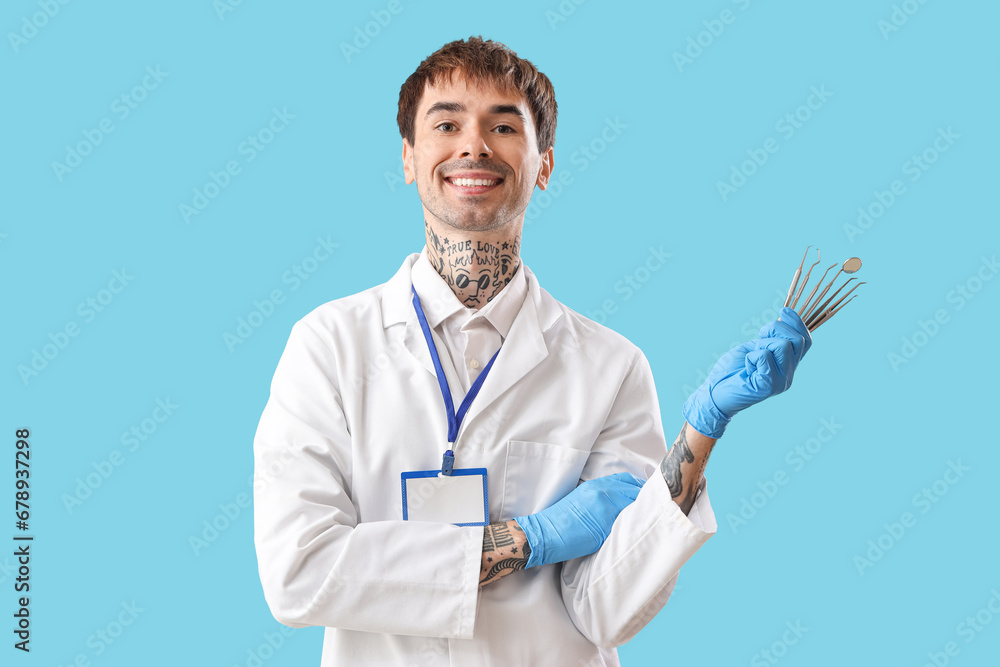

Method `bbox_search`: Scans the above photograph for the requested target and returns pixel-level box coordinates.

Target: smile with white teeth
[450,177,499,187]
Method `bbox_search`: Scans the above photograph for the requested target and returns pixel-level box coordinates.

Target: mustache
[442,162,507,178]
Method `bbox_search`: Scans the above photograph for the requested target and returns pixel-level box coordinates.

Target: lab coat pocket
[498,440,590,519]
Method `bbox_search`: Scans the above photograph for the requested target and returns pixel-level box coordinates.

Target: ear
[535,145,555,190]
[402,139,415,185]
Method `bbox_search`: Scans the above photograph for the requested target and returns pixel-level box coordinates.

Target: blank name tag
[401,468,488,526]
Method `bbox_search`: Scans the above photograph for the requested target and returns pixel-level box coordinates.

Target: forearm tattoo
[660,426,694,498]
[425,221,521,308]
[479,522,531,586]
[661,424,712,515]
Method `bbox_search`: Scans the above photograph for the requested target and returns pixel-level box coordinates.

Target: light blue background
[4,1,998,665]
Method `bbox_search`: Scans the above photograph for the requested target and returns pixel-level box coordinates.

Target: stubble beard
[416,164,530,234]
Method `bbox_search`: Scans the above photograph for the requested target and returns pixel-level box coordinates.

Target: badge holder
[401,287,501,527]
[401,468,489,526]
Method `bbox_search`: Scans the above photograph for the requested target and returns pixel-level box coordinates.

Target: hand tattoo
[479,522,531,586]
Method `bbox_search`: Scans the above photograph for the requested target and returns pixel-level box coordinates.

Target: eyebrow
[424,101,525,121]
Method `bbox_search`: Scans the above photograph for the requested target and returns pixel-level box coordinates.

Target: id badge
[401,468,489,526]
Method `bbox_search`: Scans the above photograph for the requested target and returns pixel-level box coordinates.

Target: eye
[436,122,456,132]
[494,125,515,134]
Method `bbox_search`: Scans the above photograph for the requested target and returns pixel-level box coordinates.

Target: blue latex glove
[683,307,812,439]
[514,472,645,568]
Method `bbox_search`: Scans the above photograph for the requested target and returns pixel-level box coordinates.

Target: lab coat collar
[381,252,563,433]
[409,249,466,329]
[381,252,560,332]
[476,257,528,340]
[409,247,529,343]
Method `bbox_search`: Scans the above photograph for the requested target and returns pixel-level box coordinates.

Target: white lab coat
[253,253,717,666]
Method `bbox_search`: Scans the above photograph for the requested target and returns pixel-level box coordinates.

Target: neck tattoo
[425,221,521,309]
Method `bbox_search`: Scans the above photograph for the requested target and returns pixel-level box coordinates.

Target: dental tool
[780,250,865,332]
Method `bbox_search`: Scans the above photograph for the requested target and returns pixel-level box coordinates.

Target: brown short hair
[397,36,557,154]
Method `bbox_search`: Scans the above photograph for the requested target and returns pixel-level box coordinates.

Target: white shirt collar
[411,246,527,338]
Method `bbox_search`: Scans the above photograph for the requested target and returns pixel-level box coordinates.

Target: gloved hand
[683,306,812,439]
[514,472,644,568]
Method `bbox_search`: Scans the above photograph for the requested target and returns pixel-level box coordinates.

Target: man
[253,36,809,665]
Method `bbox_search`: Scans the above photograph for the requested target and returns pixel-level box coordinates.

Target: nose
[460,126,493,159]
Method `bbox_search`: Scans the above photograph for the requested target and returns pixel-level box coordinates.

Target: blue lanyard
[411,286,501,474]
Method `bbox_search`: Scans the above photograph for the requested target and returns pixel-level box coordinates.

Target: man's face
[403,70,554,234]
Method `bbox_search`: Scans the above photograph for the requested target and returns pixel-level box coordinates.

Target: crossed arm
[479,420,716,586]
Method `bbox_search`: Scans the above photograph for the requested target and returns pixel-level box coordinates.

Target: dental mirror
[843,257,862,273]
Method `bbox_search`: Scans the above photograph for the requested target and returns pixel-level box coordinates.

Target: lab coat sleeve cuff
[560,468,717,647]
[686,476,718,535]
[457,524,485,639]
[602,467,718,576]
